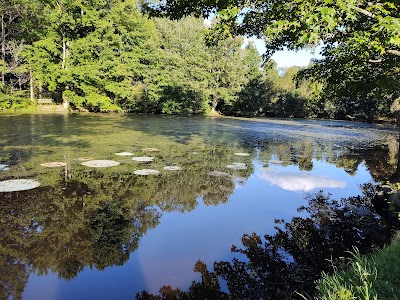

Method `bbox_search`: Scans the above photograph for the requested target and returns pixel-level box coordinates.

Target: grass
[311,237,400,300]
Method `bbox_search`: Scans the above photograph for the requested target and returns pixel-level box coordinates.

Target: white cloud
[258,171,346,192]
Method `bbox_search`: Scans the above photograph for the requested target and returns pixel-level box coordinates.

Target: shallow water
[0,114,398,299]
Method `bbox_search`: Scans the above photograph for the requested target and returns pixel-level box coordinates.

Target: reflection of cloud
[258,172,346,192]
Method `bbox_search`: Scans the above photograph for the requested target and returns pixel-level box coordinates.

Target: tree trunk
[1,13,5,86]
[62,39,66,69]
[390,134,400,183]
[29,70,34,102]
[211,95,217,114]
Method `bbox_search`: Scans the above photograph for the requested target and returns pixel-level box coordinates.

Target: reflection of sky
[258,171,346,192]
[22,160,373,299]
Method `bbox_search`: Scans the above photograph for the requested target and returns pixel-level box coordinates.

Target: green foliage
[146,0,400,122]
[315,241,400,300]
[23,0,158,112]
[0,91,30,111]
[2,1,274,115]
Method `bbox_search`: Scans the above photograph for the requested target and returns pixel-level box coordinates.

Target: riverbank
[1,104,398,126]
[315,236,400,299]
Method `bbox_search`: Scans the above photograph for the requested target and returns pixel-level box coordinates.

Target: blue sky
[204,18,322,68]
[245,38,323,68]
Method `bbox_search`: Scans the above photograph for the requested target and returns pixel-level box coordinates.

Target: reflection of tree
[0,171,163,294]
[137,186,393,300]
[258,137,400,182]
[0,255,29,300]
[0,148,250,296]
[201,176,236,206]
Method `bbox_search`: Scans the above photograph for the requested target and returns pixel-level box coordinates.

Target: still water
[0,114,398,299]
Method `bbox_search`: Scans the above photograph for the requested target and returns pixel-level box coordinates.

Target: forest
[0,0,398,122]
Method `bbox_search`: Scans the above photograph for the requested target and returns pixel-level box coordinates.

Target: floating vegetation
[269,160,284,164]
[132,156,154,162]
[163,166,182,171]
[226,163,248,170]
[115,152,134,156]
[75,157,93,161]
[259,167,274,172]
[208,170,245,182]
[141,148,159,152]
[191,152,199,155]
[81,160,121,168]
[0,179,41,192]
[40,162,67,168]
[0,164,9,171]
[134,169,160,175]
[234,152,250,156]
[208,170,231,177]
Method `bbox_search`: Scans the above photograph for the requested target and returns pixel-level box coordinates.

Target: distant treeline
[0,0,396,122]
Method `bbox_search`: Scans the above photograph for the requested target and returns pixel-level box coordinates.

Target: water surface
[0,114,398,299]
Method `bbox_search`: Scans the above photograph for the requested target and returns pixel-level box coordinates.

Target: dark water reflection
[0,114,399,299]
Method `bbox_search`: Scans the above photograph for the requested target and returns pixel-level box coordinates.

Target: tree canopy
[145,0,400,121]
[0,0,398,122]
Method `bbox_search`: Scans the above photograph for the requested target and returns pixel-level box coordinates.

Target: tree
[230,43,273,116]
[0,0,41,107]
[145,0,399,121]
[24,0,158,111]
[148,16,211,114]
[206,33,246,113]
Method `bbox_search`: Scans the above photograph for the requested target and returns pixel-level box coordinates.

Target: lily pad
[0,164,9,171]
[259,167,274,172]
[132,156,154,162]
[0,179,41,192]
[141,148,159,152]
[226,164,247,170]
[234,152,250,156]
[208,171,246,182]
[269,160,284,164]
[40,162,67,168]
[208,171,232,178]
[75,157,93,161]
[134,169,160,175]
[232,162,247,167]
[115,152,134,156]
[163,166,182,171]
[81,160,121,168]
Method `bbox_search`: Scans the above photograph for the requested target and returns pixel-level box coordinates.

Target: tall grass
[311,239,400,299]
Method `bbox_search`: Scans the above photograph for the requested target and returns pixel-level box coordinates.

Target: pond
[0,114,398,299]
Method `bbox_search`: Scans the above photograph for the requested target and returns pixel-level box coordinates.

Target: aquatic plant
[0,179,41,192]
[115,152,134,156]
[40,162,67,167]
[163,166,182,171]
[134,169,160,175]
[81,160,121,167]
[132,157,154,162]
